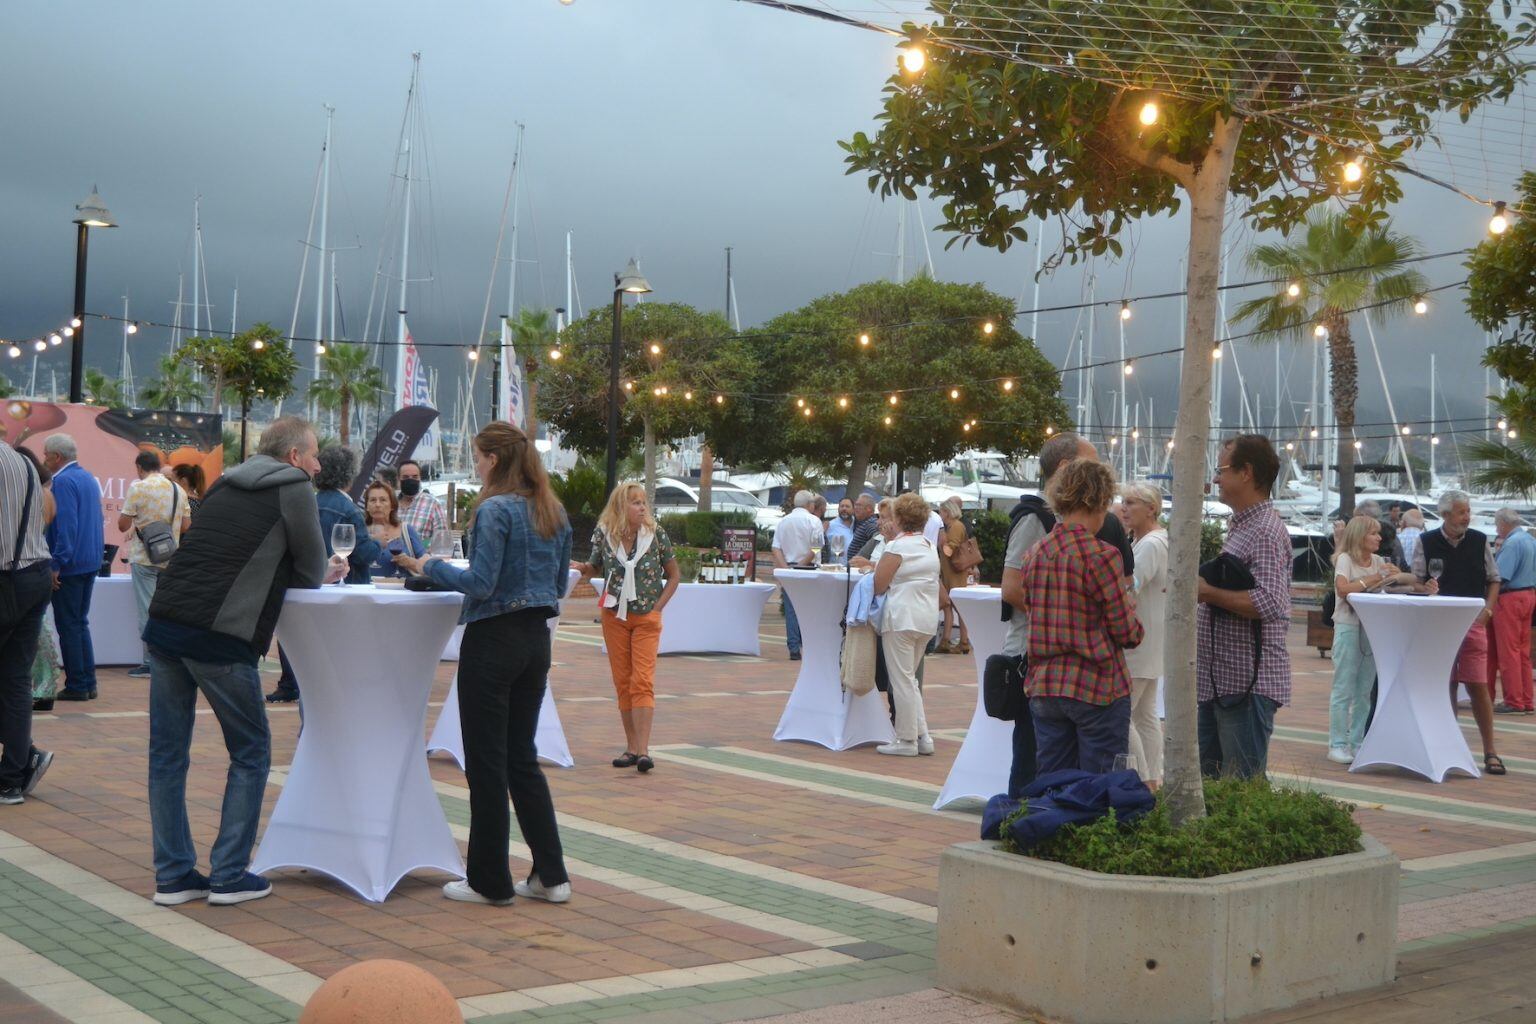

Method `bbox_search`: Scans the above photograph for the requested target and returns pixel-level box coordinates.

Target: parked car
[652,477,785,533]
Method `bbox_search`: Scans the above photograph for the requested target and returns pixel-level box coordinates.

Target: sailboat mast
[314,104,334,391]
[393,55,420,411]
[725,247,733,326]
[565,231,574,321]
[1430,353,1438,488]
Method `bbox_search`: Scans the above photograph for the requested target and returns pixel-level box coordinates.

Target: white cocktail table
[771,568,895,750]
[593,580,776,655]
[427,570,581,769]
[252,584,465,901]
[935,587,1016,808]
[1349,593,1484,782]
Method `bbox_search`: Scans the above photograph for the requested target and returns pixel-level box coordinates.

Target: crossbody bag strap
[11,459,36,573]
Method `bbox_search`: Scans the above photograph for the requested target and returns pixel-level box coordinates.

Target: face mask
[399,478,421,497]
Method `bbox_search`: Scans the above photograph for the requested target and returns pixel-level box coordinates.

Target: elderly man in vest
[1489,507,1536,717]
[1413,490,1505,775]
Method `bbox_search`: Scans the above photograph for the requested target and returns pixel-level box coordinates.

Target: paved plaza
[2,595,1536,1023]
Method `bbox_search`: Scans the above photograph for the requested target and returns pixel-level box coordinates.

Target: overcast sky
[2,0,1529,468]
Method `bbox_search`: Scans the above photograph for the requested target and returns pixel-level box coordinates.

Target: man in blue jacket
[43,434,104,701]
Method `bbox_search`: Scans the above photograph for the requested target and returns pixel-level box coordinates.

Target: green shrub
[1200,519,1227,563]
[1001,778,1361,878]
[673,546,704,582]
[964,510,1013,584]
[552,458,607,519]
[657,511,755,548]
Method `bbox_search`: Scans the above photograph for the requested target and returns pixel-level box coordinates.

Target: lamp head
[73,186,117,228]
[616,258,651,295]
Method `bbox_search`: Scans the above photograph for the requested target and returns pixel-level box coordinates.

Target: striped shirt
[1196,500,1293,706]
[0,442,51,570]
[399,491,447,549]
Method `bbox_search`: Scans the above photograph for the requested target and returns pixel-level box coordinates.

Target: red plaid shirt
[1021,522,1143,706]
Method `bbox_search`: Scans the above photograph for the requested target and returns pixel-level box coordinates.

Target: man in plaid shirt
[1197,434,1292,779]
[1021,459,1143,774]
[397,460,447,550]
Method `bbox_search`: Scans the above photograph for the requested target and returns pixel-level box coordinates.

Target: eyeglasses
[1213,464,1232,475]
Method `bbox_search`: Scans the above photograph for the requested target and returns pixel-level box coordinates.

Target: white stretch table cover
[1349,593,1484,782]
[427,570,580,769]
[594,580,777,655]
[936,588,1015,808]
[88,576,143,666]
[772,569,895,750]
[253,585,465,901]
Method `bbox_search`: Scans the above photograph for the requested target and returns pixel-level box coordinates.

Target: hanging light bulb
[1119,301,1132,321]
[653,386,664,397]
[6,344,19,359]
[1138,100,1159,126]
[1510,429,1520,440]
[858,332,871,347]
[1123,362,1134,376]
[1489,201,1510,235]
[1499,418,1508,430]
[962,422,971,433]
[252,338,265,350]
[1045,425,1054,436]
[648,342,662,356]
[838,396,849,409]
[949,388,961,400]
[1166,440,1175,450]
[982,320,995,335]
[796,397,805,408]
[467,348,479,361]
[715,394,725,405]
[1401,425,1411,435]
[1286,281,1301,298]
[1212,344,1223,360]
[1342,158,1364,184]
[548,346,562,360]
[48,333,62,346]
[803,406,813,418]
[1131,429,1140,440]
[883,415,893,426]
[1310,428,1319,438]
[1353,440,1363,450]
[888,394,899,406]
[1413,297,1428,316]
[1284,441,1294,451]
[33,340,46,352]
[315,342,326,355]
[70,317,82,329]
[125,323,138,335]
[624,380,634,392]
[61,327,73,338]
[1431,435,1440,446]
[1002,379,1015,392]
[1314,323,1328,338]
[1109,436,1118,447]
[683,390,693,401]
[900,45,926,74]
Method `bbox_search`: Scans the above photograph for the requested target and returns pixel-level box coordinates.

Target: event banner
[1,402,224,574]
[348,405,440,502]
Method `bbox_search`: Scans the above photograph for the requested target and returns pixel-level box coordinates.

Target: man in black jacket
[1000,433,1135,797]
[143,418,346,907]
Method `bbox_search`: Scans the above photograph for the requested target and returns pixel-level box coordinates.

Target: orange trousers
[601,609,661,711]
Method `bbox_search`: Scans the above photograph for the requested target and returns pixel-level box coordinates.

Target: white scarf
[609,526,654,621]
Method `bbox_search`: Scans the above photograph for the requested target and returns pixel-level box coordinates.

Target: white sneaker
[877,741,919,757]
[1326,747,1354,764]
[514,877,572,904]
[443,879,512,906]
[917,735,935,756]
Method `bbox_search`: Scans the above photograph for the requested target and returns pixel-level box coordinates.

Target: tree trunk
[525,357,539,438]
[340,393,352,447]
[643,415,657,508]
[1163,112,1244,828]
[698,442,715,511]
[846,438,873,503]
[1329,315,1358,517]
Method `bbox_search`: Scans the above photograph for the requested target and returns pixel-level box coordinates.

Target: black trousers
[0,565,52,790]
[459,608,569,901]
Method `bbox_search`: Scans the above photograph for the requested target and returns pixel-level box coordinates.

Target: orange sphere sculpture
[300,960,462,1024]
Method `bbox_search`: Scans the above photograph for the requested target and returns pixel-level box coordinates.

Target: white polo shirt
[773,507,823,566]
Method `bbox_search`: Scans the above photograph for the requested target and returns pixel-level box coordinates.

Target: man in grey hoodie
[143,417,346,907]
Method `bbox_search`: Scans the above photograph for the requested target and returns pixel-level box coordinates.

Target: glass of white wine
[330,524,356,585]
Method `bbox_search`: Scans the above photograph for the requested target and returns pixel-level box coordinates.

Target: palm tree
[508,307,557,434]
[139,354,203,411]
[82,368,125,407]
[1232,213,1427,516]
[309,342,388,447]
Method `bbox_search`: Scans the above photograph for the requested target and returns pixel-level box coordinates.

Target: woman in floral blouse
[572,483,680,773]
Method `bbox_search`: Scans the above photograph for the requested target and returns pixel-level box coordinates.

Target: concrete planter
[937,835,1398,1024]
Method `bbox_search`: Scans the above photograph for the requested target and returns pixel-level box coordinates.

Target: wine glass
[429,530,453,559]
[330,523,356,584]
[830,532,847,562]
[1428,557,1444,582]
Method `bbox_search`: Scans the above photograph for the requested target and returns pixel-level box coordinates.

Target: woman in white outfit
[873,493,941,757]
[1116,483,1167,788]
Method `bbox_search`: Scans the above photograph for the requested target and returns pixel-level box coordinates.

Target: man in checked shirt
[1197,434,1292,779]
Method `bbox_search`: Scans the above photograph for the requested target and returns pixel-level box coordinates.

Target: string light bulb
[1284,442,1294,451]
[1119,301,1132,321]
[653,386,664,397]
[251,338,265,350]
[548,346,562,360]
[715,394,725,405]
[1401,425,1411,435]
[962,422,971,433]
[1045,425,1054,436]
[61,327,73,338]
[1002,379,1015,392]
[48,333,61,346]
[883,415,893,426]
[1510,429,1520,440]
[1166,440,1175,450]
[6,344,19,359]
[1431,435,1440,446]
[1499,418,1508,430]
[803,406,813,418]
[33,340,46,353]
[1286,281,1301,298]
[1131,429,1140,440]
[1123,362,1134,376]
[838,396,849,409]
[648,342,662,356]
[683,390,693,401]
[467,349,479,361]
[1138,100,1159,126]
[1313,323,1328,338]
[1109,436,1118,447]
[1310,428,1319,438]
[949,388,961,400]
[1212,344,1222,360]
[1413,297,1428,315]
[796,397,805,408]
[1342,158,1364,184]
[982,321,995,335]
[1489,201,1510,235]
[315,342,326,355]
[125,323,138,335]
[888,394,899,406]
[900,45,926,74]
[624,380,634,391]
[1353,440,1363,450]
[858,332,871,347]
[70,318,82,329]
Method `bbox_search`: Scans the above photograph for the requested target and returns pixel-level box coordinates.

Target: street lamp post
[606,259,652,495]
[69,187,117,404]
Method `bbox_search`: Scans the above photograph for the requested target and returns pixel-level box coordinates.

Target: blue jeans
[130,563,160,668]
[1198,694,1279,779]
[1328,623,1375,751]
[147,649,270,886]
[0,565,52,790]
[1031,695,1131,775]
[51,572,96,693]
[1007,700,1037,798]
[782,592,802,655]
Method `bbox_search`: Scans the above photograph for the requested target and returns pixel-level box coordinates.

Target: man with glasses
[1197,434,1292,779]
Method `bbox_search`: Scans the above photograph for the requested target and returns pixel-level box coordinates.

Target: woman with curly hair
[873,492,941,757]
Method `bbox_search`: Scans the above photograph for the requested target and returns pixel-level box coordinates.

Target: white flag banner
[499,316,525,429]
[401,323,440,463]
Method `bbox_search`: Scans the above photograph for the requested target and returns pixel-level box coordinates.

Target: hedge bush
[1002,778,1361,878]
[657,510,757,549]
[963,510,1013,584]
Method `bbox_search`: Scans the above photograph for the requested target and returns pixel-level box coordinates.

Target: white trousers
[1127,676,1164,782]
[883,629,931,743]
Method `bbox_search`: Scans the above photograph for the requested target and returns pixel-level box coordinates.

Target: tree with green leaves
[1466,170,1536,495]
[309,342,388,447]
[539,302,757,503]
[82,367,125,408]
[179,324,299,459]
[843,1,1534,825]
[139,354,204,411]
[728,276,1065,498]
[1232,213,1427,515]
[0,373,13,400]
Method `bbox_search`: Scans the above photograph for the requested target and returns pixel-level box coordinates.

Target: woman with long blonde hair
[572,483,680,773]
[395,421,573,907]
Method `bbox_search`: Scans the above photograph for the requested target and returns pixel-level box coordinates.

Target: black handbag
[1198,553,1263,709]
[983,653,1027,721]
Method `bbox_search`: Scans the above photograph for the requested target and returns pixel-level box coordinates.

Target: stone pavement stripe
[0,829,321,1008]
[1269,772,1536,833]
[1274,725,1536,771]
[428,778,940,930]
[0,858,301,1024]
[1396,912,1536,953]
[1402,840,1536,872]
[0,931,156,1024]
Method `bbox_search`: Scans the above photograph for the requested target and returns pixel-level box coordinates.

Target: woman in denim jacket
[395,421,573,907]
